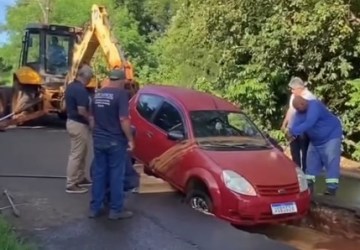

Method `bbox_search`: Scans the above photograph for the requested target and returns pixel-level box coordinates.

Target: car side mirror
[167,130,184,141]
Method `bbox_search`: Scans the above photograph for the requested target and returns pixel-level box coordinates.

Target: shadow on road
[17,114,66,129]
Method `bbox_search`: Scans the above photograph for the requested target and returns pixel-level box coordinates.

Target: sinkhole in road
[237,196,360,250]
[237,176,360,249]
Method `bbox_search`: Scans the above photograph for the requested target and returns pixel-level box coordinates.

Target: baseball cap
[109,69,126,80]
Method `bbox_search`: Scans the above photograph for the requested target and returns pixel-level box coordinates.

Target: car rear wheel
[186,185,214,216]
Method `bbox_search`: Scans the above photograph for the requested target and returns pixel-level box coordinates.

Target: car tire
[185,188,214,216]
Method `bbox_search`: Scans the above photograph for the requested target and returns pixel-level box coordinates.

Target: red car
[129,85,311,226]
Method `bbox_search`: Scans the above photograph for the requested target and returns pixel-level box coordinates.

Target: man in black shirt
[89,69,135,220]
[64,65,93,194]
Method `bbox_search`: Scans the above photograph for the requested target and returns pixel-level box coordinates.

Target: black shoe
[66,185,88,194]
[108,210,133,220]
[88,210,103,219]
[323,188,336,196]
[77,178,92,187]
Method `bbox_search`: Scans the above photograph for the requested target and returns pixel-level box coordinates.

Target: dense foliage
[0,57,12,85]
[0,0,359,159]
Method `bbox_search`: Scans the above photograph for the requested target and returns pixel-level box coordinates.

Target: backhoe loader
[0,4,172,193]
[0,4,139,127]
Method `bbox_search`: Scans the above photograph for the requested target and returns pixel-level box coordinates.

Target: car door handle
[146,131,153,138]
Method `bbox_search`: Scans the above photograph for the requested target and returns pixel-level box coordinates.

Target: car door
[146,100,187,183]
[131,93,164,164]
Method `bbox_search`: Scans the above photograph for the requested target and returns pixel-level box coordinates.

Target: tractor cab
[20,24,78,79]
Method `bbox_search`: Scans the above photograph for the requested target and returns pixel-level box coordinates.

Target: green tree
[0,57,12,85]
[150,0,360,159]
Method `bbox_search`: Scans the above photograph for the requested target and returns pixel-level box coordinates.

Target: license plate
[270,202,297,215]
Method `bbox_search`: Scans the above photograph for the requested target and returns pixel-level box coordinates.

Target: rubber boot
[323,188,336,196]
[323,183,337,196]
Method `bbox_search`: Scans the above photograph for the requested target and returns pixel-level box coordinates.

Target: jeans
[90,140,127,214]
[90,151,140,209]
[305,137,342,190]
[290,134,309,172]
[123,154,140,192]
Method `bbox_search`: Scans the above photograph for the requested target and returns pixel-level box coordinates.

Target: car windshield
[189,110,271,149]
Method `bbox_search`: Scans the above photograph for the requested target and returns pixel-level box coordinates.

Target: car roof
[138,84,239,112]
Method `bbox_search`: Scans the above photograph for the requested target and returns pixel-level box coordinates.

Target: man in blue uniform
[89,69,135,219]
[289,96,343,196]
[281,77,317,172]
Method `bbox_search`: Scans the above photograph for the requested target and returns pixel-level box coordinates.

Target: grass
[0,216,35,250]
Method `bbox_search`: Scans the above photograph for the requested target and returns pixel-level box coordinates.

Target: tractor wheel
[0,90,5,117]
[0,86,13,117]
[11,82,35,114]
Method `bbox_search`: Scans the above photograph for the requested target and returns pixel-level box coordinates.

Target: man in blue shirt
[289,96,343,196]
[64,64,93,194]
[89,69,135,220]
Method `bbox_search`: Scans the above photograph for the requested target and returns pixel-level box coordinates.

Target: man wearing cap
[89,69,135,220]
[64,64,93,194]
[289,96,343,196]
[281,77,316,172]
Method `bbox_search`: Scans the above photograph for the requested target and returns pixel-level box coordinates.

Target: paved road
[0,125,294,250]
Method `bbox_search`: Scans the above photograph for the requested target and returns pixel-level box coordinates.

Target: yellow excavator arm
[0,4,139,130]
[67,4,135,87]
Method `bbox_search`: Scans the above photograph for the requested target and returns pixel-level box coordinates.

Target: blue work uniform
[90,87,131,215]
[290,100,343,191]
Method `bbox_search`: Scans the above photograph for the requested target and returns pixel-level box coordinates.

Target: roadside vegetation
[0,0,359,160]
[0,216,34,250]
[0,57,12,86]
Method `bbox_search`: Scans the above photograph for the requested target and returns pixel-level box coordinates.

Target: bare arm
[76,88,91,124]
[120,117,134,143]
[118,90,134,149]
[281,94,294,130]
[77,106,90,123]
[281,108,292,130]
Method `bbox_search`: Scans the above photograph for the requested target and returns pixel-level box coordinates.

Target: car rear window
[136,94,163,121]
